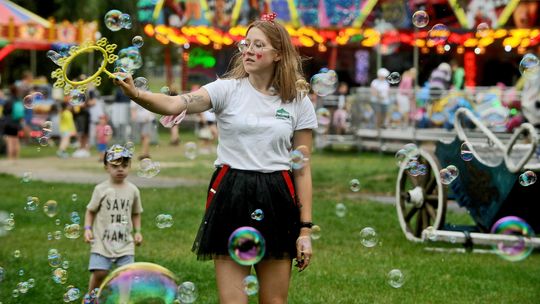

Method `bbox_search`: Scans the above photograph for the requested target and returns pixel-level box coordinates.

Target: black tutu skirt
[192,165,301,261]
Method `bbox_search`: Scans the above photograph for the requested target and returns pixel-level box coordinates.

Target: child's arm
[84,209,96,243]
[132,213,143,246]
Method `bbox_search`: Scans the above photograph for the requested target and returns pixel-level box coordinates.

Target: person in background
[370,68,391,128]
[332,82,349,135]
[428,62,452,103]
[95,115,112,162]
[397,67,416,127]
[57,102,76,158]
[1,85,24,161]
[451,60,465,90]
[130,99,155,160]
[111,88,132,144]
[197,109,218,154]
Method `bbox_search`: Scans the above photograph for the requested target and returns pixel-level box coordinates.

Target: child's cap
[105,144,133,164]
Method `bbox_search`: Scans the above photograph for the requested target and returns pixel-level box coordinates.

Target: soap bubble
[97,262,178,304]
[132,36,144,48]
[228,226,266,266]
[177,281,198,303]
[412,10,429,28]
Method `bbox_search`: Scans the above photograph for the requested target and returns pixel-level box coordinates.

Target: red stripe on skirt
[281,171,297,205]
[206,165,230,209]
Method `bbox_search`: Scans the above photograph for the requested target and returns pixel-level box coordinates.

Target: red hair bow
[261,12,277,23]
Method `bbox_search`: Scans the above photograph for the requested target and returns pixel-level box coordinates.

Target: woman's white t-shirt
[203,78,318,172]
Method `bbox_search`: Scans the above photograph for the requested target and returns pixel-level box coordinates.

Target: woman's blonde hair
[222,20,305,102]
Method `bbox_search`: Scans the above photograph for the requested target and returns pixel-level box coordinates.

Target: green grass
[1,133,539,303]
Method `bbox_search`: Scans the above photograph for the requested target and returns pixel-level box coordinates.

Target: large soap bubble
[228,226,266,266]
[97,262,178,304]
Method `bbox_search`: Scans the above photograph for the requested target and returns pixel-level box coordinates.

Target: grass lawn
[1,131,539,303]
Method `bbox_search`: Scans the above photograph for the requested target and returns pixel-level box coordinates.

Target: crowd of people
[0,72,222,162]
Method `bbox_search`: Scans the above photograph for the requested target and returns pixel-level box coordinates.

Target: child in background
[95,115,112,162]
[57,102,76,158]
[83,144,143,297]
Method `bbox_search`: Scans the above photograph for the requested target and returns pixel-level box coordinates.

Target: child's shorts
[88,253,134,271]
[97,143,107,153]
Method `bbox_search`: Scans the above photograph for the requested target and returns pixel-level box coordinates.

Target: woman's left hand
[295,235,312,272]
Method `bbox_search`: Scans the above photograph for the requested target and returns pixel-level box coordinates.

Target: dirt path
[0,156,205,188]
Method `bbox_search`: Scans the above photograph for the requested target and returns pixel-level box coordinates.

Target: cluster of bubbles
[490,216,535,262]
[405,160,427,177]
[386,72,401,85]
[412,10,429,28]
[243,275,259,296]
[184,141,198,160]
[22,92,44,110]
[310,68,338,97]
[519,53,539,76]
[137,158,161,178]
[97,263,178,304]
[155,214,174,229]
[115,46,143,76]
[439,165,459,185]
[519,170,537,187]
[395,143,420,168]
[460,142,474,161]
[227,226,266,266]
[63,286,81,302]
[349,178,360,192]
[386,269,405,288]
[104,10,132,31]
[250,209,264,221]
[11,278,36,298]
[335,203,347,218]
[37,121,54,147]
[177,281,198,303]
[359,227,379,248]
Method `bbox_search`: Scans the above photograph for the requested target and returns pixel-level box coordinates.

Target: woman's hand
[112,72,138,99]
[295,235,312,272]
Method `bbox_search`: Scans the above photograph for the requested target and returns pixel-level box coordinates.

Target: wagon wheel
[395,149,447,242]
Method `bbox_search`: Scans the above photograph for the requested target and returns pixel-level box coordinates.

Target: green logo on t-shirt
[275,108,290,120]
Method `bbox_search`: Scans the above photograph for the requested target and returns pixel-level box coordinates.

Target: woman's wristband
[134,228,141,233]
[300,221,313,229]
[84,225,92,231]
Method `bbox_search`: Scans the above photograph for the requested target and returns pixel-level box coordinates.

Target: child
[95,115,111,162]
[57,102,76,158]
[83,144,143,295]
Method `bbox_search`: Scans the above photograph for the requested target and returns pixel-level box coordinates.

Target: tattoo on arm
[180,93,204,111]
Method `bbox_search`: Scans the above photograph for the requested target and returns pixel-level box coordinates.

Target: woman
[114,16,316,303]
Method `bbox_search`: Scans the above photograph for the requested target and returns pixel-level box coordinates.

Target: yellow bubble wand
[51,37,119,95]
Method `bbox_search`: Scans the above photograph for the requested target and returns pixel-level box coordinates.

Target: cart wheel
[395,149,447,242]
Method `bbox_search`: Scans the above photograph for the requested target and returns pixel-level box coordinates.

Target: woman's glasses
[237,39,276,53]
